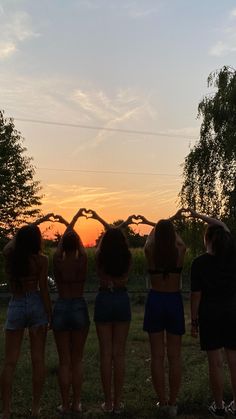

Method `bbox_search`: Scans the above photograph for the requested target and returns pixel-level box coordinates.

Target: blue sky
[1,0,236,241]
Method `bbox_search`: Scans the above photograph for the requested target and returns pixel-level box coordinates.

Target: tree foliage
[0,111,41,241]
[180,66,236,217]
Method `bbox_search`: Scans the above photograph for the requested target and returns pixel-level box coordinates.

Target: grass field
[0,302,233,419]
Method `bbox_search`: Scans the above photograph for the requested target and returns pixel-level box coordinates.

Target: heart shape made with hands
[81,208,94,219]
[131,215,144,225]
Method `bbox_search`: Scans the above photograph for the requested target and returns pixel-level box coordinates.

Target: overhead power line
[37,166,181,177]
[15,117,199,140]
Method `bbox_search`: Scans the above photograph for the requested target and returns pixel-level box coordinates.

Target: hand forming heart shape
[131,215,144,225]
[81,208,94,219]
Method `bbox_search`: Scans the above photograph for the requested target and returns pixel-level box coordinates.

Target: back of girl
[1,223,51,419]
[52,210,90,416]
[143,209,186,417]
[190,210,236,418]
[94,227,132,414]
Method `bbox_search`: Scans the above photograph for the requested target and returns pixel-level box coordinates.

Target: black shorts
[143,290,185,335]
[94,289,131,323]
[199,302,236,350]
[52,297,90,331]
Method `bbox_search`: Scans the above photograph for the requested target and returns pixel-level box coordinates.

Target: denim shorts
[143,290,185,335]
[94,289,131,323]
[52,297,90,331]
[5,291,49,330]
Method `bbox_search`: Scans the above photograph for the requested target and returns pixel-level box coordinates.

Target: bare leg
[53,330,72,413]
[225,348,236,404]
[29,325,47,416]
[96,323,113,410]
[112,322,130,409]
[149,332,166,405]
[166,333,182,405]
[71,327,89,411]
[0,329,24,419]
[207,349,224,408]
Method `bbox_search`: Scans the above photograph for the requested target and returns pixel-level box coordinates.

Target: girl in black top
[190,209,236,418]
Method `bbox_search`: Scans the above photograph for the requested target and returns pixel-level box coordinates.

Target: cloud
[74,0,160,19]
[122,1,160,19]
[0,41,16,58]
[210,8,236,56]
[0,10,40,60]
[71,87,156,153]
[42,181,180,213]
[230,8,236,18]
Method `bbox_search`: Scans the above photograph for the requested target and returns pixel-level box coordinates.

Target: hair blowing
[97,228,131,277]
[153,219,178,273]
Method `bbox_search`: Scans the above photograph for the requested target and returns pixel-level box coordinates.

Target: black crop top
[148,267,183,275]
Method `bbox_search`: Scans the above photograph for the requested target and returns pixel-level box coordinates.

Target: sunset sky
[1,0,236,244]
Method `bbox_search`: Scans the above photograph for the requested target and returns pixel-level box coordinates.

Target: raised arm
[54,209,86,256]
[136,215,156,227]
[187,208,230,232]
[168,208,186,222]
[32,213,54,226]
[87,209,111,230]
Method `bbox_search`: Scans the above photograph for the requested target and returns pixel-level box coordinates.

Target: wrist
[191,318,199,327]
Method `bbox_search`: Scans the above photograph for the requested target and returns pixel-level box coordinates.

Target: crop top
[148,267,183,275]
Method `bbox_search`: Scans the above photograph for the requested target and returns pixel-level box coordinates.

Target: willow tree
[0,111,42,241]
[180,66,236,217]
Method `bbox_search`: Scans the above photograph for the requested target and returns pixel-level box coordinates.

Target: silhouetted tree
[180,66,236,219]
[0,111,41,244]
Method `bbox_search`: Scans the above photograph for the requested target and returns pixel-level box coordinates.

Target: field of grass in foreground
[0,302,233,419]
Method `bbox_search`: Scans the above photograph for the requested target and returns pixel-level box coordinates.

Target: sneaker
[168,405,178,417]
[208,401,226,418]
[101,402,113,413]
[113,402,125,415]
[226,400,236,416]
[156,402,169,414]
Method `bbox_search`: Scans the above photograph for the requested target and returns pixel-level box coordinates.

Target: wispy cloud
[0,8,40,60]
[42,180,180,213]
[210,8,236,56]
[75,0,160,19]
[122,1,160,19]
[71,87,156,152]
[0,41,16,58]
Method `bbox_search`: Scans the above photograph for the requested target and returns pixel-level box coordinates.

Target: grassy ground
[0,302,232,419]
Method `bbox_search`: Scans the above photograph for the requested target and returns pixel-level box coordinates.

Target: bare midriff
[54,255,86,299]
[98,271,128,289]
[11,277,39,296]
[56,282,84,299]
[150,273,181,292]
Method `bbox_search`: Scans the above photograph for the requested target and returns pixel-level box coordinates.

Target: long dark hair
[153,219,178,272]
[96,228,131,277]
[62,231,80,253]
[11,225,42,283]
[205,224,235,264]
